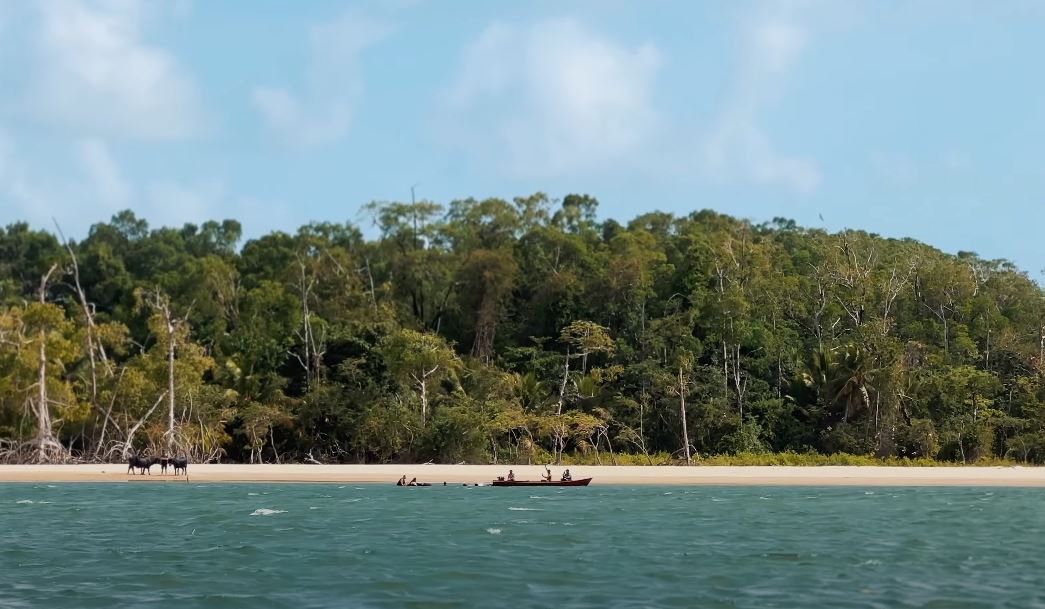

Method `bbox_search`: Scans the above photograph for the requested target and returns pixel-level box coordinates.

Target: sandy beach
[1,463,1044,486]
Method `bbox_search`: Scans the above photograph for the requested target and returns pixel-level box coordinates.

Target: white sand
[1,463,1044,486]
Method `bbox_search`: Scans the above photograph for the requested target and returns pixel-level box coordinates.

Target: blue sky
[1,1,1043,275]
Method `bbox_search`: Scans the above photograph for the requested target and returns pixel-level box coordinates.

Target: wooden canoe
[490,477,592,487]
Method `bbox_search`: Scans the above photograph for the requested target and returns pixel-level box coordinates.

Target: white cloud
[33,0,202,140]
[252,11,390,146]
[750,21,807,76]
[701,13,822,194]
[0,128,285,238]
[76,138,131,209]
[0,130,50,218]
[0,131,110,228]
[0,130,133,228]
[443,19,662,177]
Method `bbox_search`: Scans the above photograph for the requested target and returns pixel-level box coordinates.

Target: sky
[1,0,1044,275]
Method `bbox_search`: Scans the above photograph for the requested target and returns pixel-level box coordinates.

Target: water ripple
[0,483,1042,608]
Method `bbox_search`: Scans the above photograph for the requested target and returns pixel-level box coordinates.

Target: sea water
[1,483,1043,608]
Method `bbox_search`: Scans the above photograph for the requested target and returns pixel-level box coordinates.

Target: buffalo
[127,454,155,475]
[126,453,188,476]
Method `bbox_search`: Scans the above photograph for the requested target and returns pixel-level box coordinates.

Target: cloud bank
[252,11,391,147]
[443,19,662,178]
[33,0,203,140]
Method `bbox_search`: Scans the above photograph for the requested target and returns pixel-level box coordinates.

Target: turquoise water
[1,483,1043,608]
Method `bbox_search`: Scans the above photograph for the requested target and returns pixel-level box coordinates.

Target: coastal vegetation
[1,194,1044,465]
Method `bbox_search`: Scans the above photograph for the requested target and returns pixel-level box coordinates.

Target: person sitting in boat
[543,467,553,482]
[507,470,515,481]
[562,469,572,481]
[397,475,407,486]
[408,477,418,486]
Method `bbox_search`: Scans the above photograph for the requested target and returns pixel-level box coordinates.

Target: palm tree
[515,372,548,411]
[828,346,876,422]
[797,344,876,423]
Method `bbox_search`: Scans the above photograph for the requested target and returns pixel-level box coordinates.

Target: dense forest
[2,194,1044,465]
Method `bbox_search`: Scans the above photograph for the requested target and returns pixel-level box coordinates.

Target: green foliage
[3,200,1045,465]
[695,451,1016,467]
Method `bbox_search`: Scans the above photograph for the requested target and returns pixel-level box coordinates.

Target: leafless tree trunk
[142,290,186,454]
[294,254,325,389]
[362,256,378,314]
[679,366,691,464]
[123,392,166,459]
[35,328,53,462]
[54,222,113,405]
[410,365,439,426]
[93,368,125,460]
[33,264,65,463]
[166,313,175,451]
[552,346,572,464]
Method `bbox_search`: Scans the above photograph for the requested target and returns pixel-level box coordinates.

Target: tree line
[2,193,1043,465]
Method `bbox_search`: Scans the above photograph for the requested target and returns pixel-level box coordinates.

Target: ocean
[1,483,1042,608]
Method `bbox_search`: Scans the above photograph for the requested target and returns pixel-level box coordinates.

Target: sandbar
[1,464,1045,486]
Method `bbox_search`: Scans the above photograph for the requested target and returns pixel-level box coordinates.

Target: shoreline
[2,464,1045,486]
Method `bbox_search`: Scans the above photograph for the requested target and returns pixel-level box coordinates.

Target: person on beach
[397,475,406,486]
[562,469,572,481]
[507,470,515,481]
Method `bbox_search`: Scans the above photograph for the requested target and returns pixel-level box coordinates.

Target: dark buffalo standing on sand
[173,457,188,476]
[127,454,155,475]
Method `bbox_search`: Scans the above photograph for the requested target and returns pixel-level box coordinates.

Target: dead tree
[32,265,67,463]
[54,221,121,461]
[678,365,692,464]
[292,253,325,390]
[140,290,188,453]
[122,391,167,459]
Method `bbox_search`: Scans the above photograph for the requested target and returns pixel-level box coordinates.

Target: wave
[508,507,540,511]
[16,499,34,504]
[486,528,502,535]
[249,508,287,516]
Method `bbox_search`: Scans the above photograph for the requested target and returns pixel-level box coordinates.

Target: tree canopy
[2,196,1044,464]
